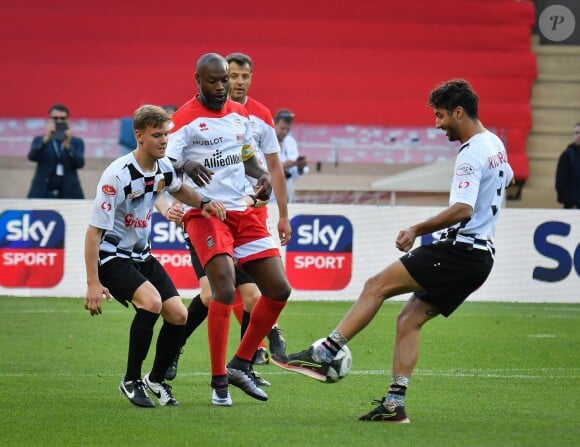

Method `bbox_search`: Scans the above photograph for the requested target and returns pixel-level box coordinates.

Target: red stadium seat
[1,0,535,181]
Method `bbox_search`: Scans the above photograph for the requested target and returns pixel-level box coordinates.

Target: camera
[284,170,292,179]
[54,121,68,141]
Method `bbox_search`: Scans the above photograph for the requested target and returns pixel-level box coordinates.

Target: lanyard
[52,140,63,160]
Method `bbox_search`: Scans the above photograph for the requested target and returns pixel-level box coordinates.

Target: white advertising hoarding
[0,199,578,302]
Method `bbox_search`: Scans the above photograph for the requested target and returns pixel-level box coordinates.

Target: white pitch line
[1,368,577,380]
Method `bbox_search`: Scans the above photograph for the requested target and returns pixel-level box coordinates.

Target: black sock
[149,321,185,382]
[241,310,250,340]
[389,384,407,395]
[227,355,251,371]
[125,308,159,382]
[184,294,209,343]
[211,374,228,389]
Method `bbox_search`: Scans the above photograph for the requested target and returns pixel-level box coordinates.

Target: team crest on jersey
[456,163,474,176]
[157,179,165,193]
[102,184,117,196]
[233,117,245,133]
[206,235,215,249]
[126,190,144,199]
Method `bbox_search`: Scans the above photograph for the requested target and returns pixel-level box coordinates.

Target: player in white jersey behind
[83,105,226,408]
[226,52,290,365]
[271,79,514,423]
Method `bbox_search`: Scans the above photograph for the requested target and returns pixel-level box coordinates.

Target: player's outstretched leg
[270,346,329,382]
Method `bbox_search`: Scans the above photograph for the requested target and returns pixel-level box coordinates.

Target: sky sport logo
[0,210,65,288]
[149,213,199,289]
[285,215,353,290]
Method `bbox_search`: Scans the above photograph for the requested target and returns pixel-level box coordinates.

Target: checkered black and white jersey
[89,152,182,264]
[445,130,514,247]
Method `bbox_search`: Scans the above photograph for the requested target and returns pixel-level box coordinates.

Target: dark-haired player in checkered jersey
[83,104,227,408]
[271,79,514,423]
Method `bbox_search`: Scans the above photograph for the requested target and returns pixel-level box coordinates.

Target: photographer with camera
[27,103,85,199]
[274,109,308,203]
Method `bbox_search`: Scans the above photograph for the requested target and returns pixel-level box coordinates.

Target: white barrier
[0,199,578,302]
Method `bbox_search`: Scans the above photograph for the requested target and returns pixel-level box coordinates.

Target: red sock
[236,296,286,361]
[207,300,232,376]
[233,289,267,349]
[232,289,244,324]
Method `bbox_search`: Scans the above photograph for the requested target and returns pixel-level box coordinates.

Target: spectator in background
[555,122,580,209]
[119,104,177,155]
[274,109,308,202]
[27,104,85,199]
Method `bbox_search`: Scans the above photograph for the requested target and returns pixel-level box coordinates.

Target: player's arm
[396,202,473,252]
[170,183,226,221]
[83,225,112,316]
[396,150,481,252]
[243,148,272,201]
[265,152,292,245]
[264,152,288,216]
[172,158,214,187]
[155,194,184,223]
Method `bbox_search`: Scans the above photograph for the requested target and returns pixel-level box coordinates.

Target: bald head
[195,53,230,111]
[196,53,227,72]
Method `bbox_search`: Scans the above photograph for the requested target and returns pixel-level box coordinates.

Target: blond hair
[133,105,171,132]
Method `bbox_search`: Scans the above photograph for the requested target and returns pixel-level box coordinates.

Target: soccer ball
[312,338,352,383]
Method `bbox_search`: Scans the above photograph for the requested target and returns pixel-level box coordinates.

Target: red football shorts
[182,207,279,269]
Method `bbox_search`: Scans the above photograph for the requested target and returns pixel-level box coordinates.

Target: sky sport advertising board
[0,200,578,302]
[149,213,199,289]
[0,209,65,288]
[285,215,353,290]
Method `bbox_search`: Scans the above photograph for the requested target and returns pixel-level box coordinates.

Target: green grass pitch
[0,296,578,447]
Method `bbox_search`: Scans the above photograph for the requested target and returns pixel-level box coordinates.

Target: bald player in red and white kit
[167,53,292,406]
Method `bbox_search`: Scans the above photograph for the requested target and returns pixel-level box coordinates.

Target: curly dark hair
[428,79,479,119]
